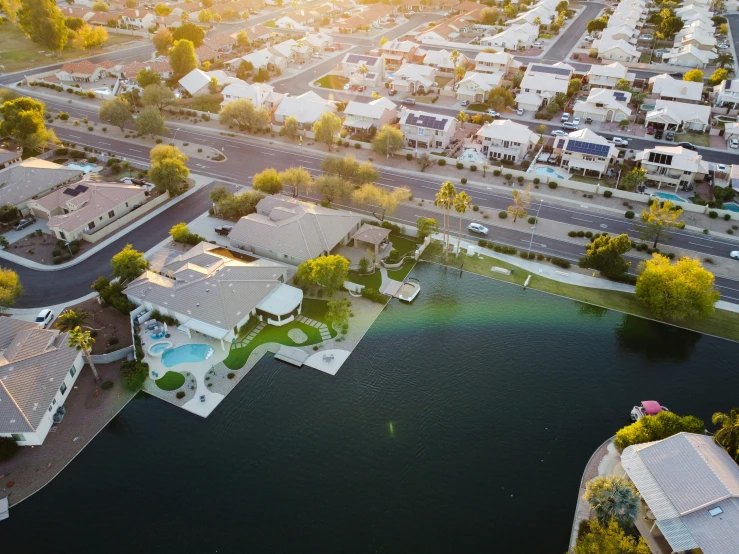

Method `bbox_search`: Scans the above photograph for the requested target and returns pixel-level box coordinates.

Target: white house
[676,29,717,51]
[55,60,116,83]
[234,48,288,71]
[663,45,717,68]
[422,49,468,73]
[552,128,618,178]
[636,145,709,190]
[601,25,637,42]
[480,22,537,50]
[474,51,517,76]
[178,69,215,97]
[120,8,157,29]
[596,36,640,63]
[302,32,334,51]
[274,91,337,126]
[342,97,397,133]
[473,119,539,163]
[649,74,703,103]
[675,4,712,22]
[221,82,284,110]
[380,40,419,64]
[456,72,503,103]
[341,53,386,80]
[269,39,311,62]
[390,63,437,94]
[517,63,572,111]
[274,11,313,29]
[398,109,457,150]
[645,99,711,132]
[713,78,739,107]
[573,88,632,122]
[0,317,84,446]
[587,62,634,89]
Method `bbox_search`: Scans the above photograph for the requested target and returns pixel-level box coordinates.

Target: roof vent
[709,507,723,517]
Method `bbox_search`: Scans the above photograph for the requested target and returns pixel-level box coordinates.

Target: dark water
[3,263,738,553]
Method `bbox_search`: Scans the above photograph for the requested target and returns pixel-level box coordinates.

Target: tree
[454,64,466,84]
[487,86,516,111]
[481,6,498,24]
[150,144,188,165]
[169,222,191,243]
[219,98,270,132]
[326,298,352,328]
[280,115,300,139]
[356,62,369,90]
[555,0,568,12]
[450,49,461,83]
[236,59,254,80]
[453,191,472,254]
[92,0,108,11]
[209,184,230,203]
[586,18,608,33]
[253,67,269,82]
[126,0,137,7]
[639,199,683,247]
[68,326,101,383]
[152,27,173,54]
[0,267,23,310]
[155,2,171,15]
[372,125,405,157]
[352,183,409,220]
[636,254,720,321]
[584,475,641,527]
[707,67,729,87]
[17,0,70,55]
[0,0,21,22]
[507,184,532,222]
[99,96,133,132]
[534,124,547,136]
[574,518,650,554]
[295,255,350,296]
[149,157,189,195]
[614,78,632,92]
[615,410,705,450]
[136,68,161,88]
[119,359,149,390]
[111,244,149,283]
[0,436,19,462]
[620,167,646,192]
[312,175,353,206]
[435,181,457,251]
[215,190,264,218]
[379,36,388,46]
[313,112,343,150]
[169,39,197,79]
[716,52,734,70]
[416,216,439,239]
[579,233,631,279]
[72,23,108,50]
[683,69,704,82]
[712,409,739,461]
[0,96,56,151]
[236,29,249,48]
[135,106,167,138]
[208,76,219,94]
[142,84,175,112]
[198,8,213,23]
[504,3,516,17]
[252,168,283,194]
[172,21,205,47]
[630,91,645,108]
[511,70,524,88]
[65,16,86,31]
[661,16,683,37]
[567,78,582,97]
[279,166,312,198]
[457,110,468,125]
[55,309,89,331]
[321,155,378,184]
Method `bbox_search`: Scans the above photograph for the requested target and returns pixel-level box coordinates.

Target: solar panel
[613,92,627,101]
[406,112,448,129]
[63,188,79,196]
[75,184,88,193]
[566,140,611,157]
[556,138,565,148]
[346,54,378,65]
[530,64,571,76]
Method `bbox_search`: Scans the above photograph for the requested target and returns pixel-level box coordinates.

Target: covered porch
[351,223,391,255]
[562,157,609,179]
[255,283,304,327]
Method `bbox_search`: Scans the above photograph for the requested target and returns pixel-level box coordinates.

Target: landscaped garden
[156,371,186,391]
[348,269,382,289]
[314,75,349,90]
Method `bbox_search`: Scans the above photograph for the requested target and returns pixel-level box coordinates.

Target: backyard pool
[723,203,739,213]
[651,191,684,202]
[147,341,172,357]
[66,163,96,172]
[535,166,567,180]
[162,344,214,367]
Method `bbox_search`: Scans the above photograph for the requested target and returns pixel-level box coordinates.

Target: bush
[517,176,524,184]
[724,213,731,221]
[504,173,512,181]
[470,165,477,172]
[461,177,467,184]
[498,211,507,219]
[361,287,385,303]
[568,230,577,237]
[493,170,501,176]
[438,159,446,166]
[176,391,186,399]
[109,336,119,345]
[101,380,114,390]
[624,210,634,219]
[550,257,571,269]
[456,162,464,169]
[603,190,612,198]
[478,239,487,247]
[548,181,558,189]
[70,244,79,254]
[406,153,413,161]
[709,211,718,219]
[52,247,61,256]
[472,205,479,212]
[533,178,540,184]
[52,256,62,264]
[0,436,19,461]
[55,147,69,155]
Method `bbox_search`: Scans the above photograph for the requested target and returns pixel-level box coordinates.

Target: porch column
[220,338,225,351]
[298,301,302,315]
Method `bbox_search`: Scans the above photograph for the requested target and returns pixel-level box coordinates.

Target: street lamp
[527,198,544,257]
[172,127,181,145]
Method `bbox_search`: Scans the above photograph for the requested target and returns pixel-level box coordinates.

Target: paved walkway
[234,321,265,347]
[297,315,332,341]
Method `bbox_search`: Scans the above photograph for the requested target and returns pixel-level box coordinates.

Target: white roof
[381,39,417,53]
[274,91,336,125]
[475,119,538,143]
[598,36,639,57]
[637,145,710,173]
[588,62,628,79]
[303,32,332,47]
[458,71,502,91]
[241,48,283,69]
[423,49,466,70]
[520,73,568,95]
[270,38,302,59]
[343,97,396,119]
[255,282,303,316]
[178,68,211,96]
[393,63,437,87]
[649,74,703,102]
[475,51,514,65]
[663,45,717,64]
[649,98,711,125]
[222,82,282,107]
[515,91,543,105]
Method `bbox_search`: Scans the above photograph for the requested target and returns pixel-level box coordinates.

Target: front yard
[675,131,710,147]
[314,74,349,90]
[176,94,223,113]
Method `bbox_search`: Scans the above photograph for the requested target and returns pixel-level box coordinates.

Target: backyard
[156,371,186,391]
[314,74,349,90]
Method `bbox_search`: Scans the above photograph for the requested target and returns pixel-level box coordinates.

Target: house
[0,147,22,170]
[178,69,216,97]
[332,3,395,33]
[601,24,637,43]
[551,128,618,178]
[509,5,555,26]
[195,44,220,65]
[203,33,237,54]
[621,432,739,554]
[120,8,157,29]
[274,91,337,126]
[229,196,363,265]
[342,53,386,80]
[636,145,709,190]
[474,51,517,76]
[675,4,712,22]
[302,32,334,51]
[596,36,640,63]
[221,82,283,110]
[125,243,303,346]
[25,181,148,242]
[587,62,634,90]
[235,48,288,71]
[380,40,419,65]
[274,10,314,30]
[342,97,397,133]
[390,63,437,94]
[398,109,458,150]
[573,88,632,123]
[663,45,717,68]
[649,74,703,103]
[422,49,468,73]
[233,24,276,43]
[88,12,121,26]
[269,39,311,62]
[0,159,84,211]
[480,22,537,50]
[116,60,174,80]
[713,78,739,107]
[473,119,539,164]
[517,63,572,111]
[0,317,85,447]
[456,72,503,103]
[55,60,116,82]
[676,29,717,51]
[645,99,711,132]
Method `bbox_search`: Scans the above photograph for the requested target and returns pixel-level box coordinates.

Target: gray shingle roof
[0,158,84,207]
[229,197,362,262]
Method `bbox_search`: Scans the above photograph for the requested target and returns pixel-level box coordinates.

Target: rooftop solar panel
[405,112,449,129]
[613,92,627,101]
[63,188,79,196]
[530,64,571,76]
[346,54,379,65]
[566,140,611,157]
[556,138,565,148]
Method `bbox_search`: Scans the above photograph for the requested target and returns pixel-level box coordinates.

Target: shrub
[528,217,537,224]
[498,211,507,219]
[109,336,119,345]
[517,176,524,184]
[504,173,512,181]
[603,190,612,198]
[55,147,69,155]
[155,138,162,144]
[548,181,558,189]
[62,252,71,260]
[119,360,149,390]
[568,230,577,237]
[550,257,571,269]
[624,210,634,219]
[470,165,477,172]
[709,211,718,219]
[456,162,464,170]
[478,239,487,247]
[537,253,544,260]
[533,178,540,184]
[472,205,479,212]
[70,244,79,254]
[0,436,19,461]
[493,170,501,176]
[361,287,385,303]
[438,159,446,166]
[461,177,467,184]
[176,391,186,399]
[52,247,61,256]
[52,256,62,264]
[101,380,114,390]
[724,213,731,221]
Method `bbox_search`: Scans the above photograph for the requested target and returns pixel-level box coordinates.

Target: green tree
[119,359,149,390]
[614,78,632,92]
[136,68,161,88]
[352,183,409,221]
[253,67,269,82]
[567,78,583,97]
[620,167,647,192]
[65,16,85,30]
[209,184,230,203]
[503,3,516,17]
[219,98,270,131]
[321,155,378,184]
[0,0,21,22]
[683,69,704,82]
[487,86,516,111]
[707,68,729,86]
[639,199,683,247]
[555,0,568,12]
[584,475,641,527]
[278,166,312,198]
[208,76,219,94]
[135,106,167,138]
[236,29,249,48]
[636,254,720,321]
[252,168,283,194]
[98,96,132,131]
[155,2,171,14]
[586,18,608,33]
[149,157,189,195]
[152,27,173,54]
[0,436,19,462]
[534,124,547,135]
[280,115,300,139]
[142,83,175,111]
[0,267,23,310]
[716,52,734,70]
[453,191,472,254]
[615,410,705,449]
[72,23,108,50]
[579,233,631,279]
[150,144,188,165]
[481,7,499,24]
[68,326,101,383]
[574,518,650,554]
[92,0,108,10]
[215,190,264,218]
[435,180,457,251]
[313,112,343,150]
[172,21,204,47]
[507,184,532,222]
[169,222,191,242]
[18,0,70,55]
[371,125,405,158]
[111,244,149,283]
[198,8,213,23]
[55,309,89,331]
[326,298,353,328]
[312,175,353,207]
[511,70,524,88]
[169,39,197,79]
[712,408,739,461]
[295,255,350,296]
[416,216,439,239]
[0,96,56,151]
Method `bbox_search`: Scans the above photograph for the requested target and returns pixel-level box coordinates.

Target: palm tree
[713,409,739,461]
[435,181,457,253]
[68,326,101,383]
[717,52,734,70]
[453,191,472,255]
[454,64,466,86]
[55,309,90,331]
[450,49,461,83]
[583,475,641,527]
[357,62,369,92]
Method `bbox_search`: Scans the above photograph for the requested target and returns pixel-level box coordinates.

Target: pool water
[651,191,684,202]
[161,344,214,367]
[149,343,170,355]
[535,166,567,180]
[723,203,739,213]
[66,163,96,172]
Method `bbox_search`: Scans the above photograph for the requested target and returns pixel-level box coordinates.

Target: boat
[630,400,669,421]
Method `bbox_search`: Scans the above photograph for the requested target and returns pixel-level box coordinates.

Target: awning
[256,283,303,317]
[566,158,607,172]
[343,117,373,129]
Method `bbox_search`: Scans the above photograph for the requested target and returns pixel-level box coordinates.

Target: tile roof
[274,91,336,124]
[204,33,236,50]
[352,223,389,245]
[119,60,173,77]
[0,158,84,207]
[0,147,21,167]
[59,60,116,76]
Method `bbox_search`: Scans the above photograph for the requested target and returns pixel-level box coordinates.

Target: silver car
[468,222,489,235]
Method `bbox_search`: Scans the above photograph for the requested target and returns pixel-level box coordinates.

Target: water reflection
[616,314,702,361]
[579,304,608,319]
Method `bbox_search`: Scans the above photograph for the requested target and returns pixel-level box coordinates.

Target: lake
[2,263,738,553]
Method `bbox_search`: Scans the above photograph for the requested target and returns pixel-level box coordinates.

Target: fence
[91,346,133,364]
[81,193,170,243]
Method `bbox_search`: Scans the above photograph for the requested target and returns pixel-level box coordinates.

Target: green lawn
[314,74,349,90]
[675,132,710,147]
[570,174,605,185]
[155,371,186,391]
[349,269,382,289]
[639,52,652,64]
[177,94,222,113]
[421,242,739,342]
[468,103,489,112]
[540,34,553,39]
[390,234,420,255]
[387,260,416,281]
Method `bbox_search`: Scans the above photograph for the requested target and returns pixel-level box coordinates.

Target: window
[418,127,425,136]
[709,507,723,517]
[11,434,25,442]
[108,210,115,218]
[60,383,68,396]
[70,365,76,378]
[88,221,95,229]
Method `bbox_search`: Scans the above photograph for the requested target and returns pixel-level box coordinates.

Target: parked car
[533,41,544,47]
[584,35,595,42]
[548,154,559,164]
[487,109,500,117]
[584,117,593,124]
[716,164,728,173]
[719,43,730,50]
[646,125,655,135]
[640,33,653,40]
[664,131,675,141]
[343,83,351,90]
[572,117,581,126]
[401,98,416,105]
[215,225,233,236]
[668,72,684,79]
[729,137,739,149]
[551,130,567,136]
[467,222,489,235]
[731,251,739,260]
[677,141,697,150]
[461,100,470,107]
[35,309,54,329]
[325,45,336,52]
[388,89,397,96]
[13,218,35,231]
[562,121,578,130]
[560,113,570,122]
[655,128,664,139]
[610,137,629,147]
[516,108,524,115]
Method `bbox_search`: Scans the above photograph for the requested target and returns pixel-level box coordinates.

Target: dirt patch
[6,232,89,265]
[63,298,133,355]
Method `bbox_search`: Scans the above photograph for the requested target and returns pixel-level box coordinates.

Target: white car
[572,117,581,125]
[487,109,500,117]
[716,164,728,173]
[731,251,739,260]
[551,130,567,136]
[533,41,544,47]
[516,108,524,115]
[562,121,578,130]
[719,43,730,50]
[35,309,54,329]
[584,36,595,42]
[343,83,351,90]
[467,222,489,235]
[560,113,570,122]
[461,100,470,107]
[730,137,739,149]
[611,137,629,147]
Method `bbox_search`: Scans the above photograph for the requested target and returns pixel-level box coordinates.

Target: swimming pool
[161,344,214,367]
[67,163,96,172]
[149,342,171,356]
[651,191,685,202]
[723,203,739,213]
[535,166,567,180]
